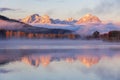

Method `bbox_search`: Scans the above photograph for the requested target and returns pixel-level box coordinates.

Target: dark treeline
[86,30,120,41]
[0,29,6,39]
[101,31,120,41]
[0,29,80,39]
[0,28,120,41]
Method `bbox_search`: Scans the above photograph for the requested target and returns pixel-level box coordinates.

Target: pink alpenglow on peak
[21,14,41,23]
[21,14,51,24]
[66,18,74,22]
[76,14,102,24]
[39,15,51,24]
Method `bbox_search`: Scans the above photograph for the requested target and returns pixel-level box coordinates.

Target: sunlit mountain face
[66,18,74,22]
[21,14,51,24]
[20,13,102,25]
[76,14,101,24]
[21,14,41,23]
[20,14,77,25]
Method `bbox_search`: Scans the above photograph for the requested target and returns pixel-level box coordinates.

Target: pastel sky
[0,0,120,22]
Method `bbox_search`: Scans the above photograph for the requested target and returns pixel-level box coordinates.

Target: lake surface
[0,40,120,80]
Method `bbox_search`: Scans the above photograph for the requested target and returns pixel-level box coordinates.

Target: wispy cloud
[0,8,16,12]
[77,0,120,15]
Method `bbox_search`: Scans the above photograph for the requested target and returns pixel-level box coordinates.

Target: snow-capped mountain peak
[76,14,101,24]
[21,14,51,24]
[39,15,51,24]
[21,14,41,23]
[66,18,74,22]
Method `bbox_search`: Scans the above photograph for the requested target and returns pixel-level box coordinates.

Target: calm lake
[0,40,120,80]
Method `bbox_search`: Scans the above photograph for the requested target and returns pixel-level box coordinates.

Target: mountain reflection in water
[0,49,120,80]
[0,49,119,67]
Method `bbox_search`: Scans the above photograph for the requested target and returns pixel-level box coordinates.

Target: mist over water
[0,39,120,49]
[0,0,120,79]
[0,39,120,80]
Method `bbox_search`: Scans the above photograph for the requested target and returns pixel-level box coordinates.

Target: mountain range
[20,14,77,25]
[0,15,74,35]
[20,13,102,25]
[0,14,120,35]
